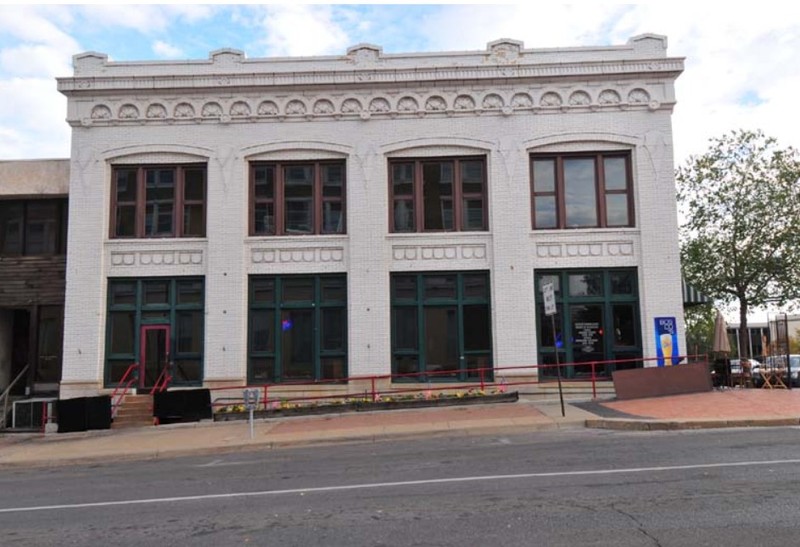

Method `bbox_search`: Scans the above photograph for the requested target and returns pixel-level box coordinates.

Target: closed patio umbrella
[712,311,731,354]
[712,311,732,387]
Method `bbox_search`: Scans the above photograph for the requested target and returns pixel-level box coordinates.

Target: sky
[1,3,799,166]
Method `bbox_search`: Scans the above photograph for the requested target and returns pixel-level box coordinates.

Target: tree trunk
[738,298,749,359]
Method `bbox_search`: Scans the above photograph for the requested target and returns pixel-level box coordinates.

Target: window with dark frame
[389,157,487,233]
[0,199,68,256]
[250,161,346,236]
[105,277,204,387]
[248,275,347,383]
[110,164,206,239]
[391,271,492,382]
[534,269,641,380]
[531,152,633,229]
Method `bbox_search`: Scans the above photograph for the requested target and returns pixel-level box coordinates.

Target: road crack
[611,503,662,547]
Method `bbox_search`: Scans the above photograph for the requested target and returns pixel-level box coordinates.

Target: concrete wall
[58,35,686,396]
[0,159,69,196]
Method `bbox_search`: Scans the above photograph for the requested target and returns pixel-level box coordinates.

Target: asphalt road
[1,427,800,546]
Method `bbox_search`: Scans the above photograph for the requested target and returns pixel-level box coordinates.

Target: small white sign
[243,388,260,411]
[542,282,556,316]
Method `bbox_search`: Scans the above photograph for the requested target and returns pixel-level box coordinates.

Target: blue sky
[1,3,799,170]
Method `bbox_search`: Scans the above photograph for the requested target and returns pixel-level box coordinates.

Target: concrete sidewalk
[1,389,799,469]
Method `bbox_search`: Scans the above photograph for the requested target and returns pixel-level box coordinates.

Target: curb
[0,419,563,470]
[585,417,800,431]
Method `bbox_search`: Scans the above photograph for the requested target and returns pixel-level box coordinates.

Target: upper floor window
[111,164,206,238]
[389,157,487,233]
[531,153,633,229]
[0,198,68,256]
[250,161,346,236]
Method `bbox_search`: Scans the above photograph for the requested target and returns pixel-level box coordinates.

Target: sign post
[542,283,565,417]
[243,388,260,440]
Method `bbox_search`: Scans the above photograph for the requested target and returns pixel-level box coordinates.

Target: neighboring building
[0,159,69,399]
[55,35,685,400]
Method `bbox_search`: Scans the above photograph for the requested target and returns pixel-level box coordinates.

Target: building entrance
[139,324,170,391]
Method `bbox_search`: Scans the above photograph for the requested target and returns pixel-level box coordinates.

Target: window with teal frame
[535,269,641,380]
[391,271,492,382]
[248,275,347,383]
[105,277,204,387]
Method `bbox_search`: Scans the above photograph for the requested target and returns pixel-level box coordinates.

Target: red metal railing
[208,354,706,413]
[150,365,172,396]
[110,363,139,419]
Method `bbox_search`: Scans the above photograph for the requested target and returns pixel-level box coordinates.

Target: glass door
[139,325,170,390]
[569,304,605,379]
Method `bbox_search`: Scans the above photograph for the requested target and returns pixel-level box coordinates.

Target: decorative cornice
[73,85,669,128]
[59,58,683,95]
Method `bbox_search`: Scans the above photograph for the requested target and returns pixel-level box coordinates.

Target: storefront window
[536,269,641,379]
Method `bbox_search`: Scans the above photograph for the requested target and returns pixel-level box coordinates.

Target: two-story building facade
[56,35,685,399]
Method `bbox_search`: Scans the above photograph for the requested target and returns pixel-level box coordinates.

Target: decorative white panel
[392,244,487,261]
[251,247,345,264]
[535,241,635,258]
[110,249,203,266]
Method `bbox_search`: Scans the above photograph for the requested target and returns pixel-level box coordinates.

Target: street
[1,427,799,546]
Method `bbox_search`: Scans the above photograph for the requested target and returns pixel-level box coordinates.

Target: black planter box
[213,391,519,422]
[57,395,111,433]
[154,389,212,424]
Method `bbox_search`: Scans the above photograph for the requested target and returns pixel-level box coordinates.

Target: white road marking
[195,459,262,468]
[2,458,799,514]
[196,459,224,468]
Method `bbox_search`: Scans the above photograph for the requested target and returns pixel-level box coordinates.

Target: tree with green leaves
[683,304,717,360]
[677,129,800,358]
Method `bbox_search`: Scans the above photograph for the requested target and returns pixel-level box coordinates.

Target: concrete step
[112,394,154,429]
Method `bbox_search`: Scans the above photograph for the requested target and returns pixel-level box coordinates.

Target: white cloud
[414,5,631,51]
[152,40,184,59]
[0,45,73,78]
[0,6,77,158]
[0,5,78,51]
[74,4,215,34]
[0,78,69,159]
[248,5,351,57]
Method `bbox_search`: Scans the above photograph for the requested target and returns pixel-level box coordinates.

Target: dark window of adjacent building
[535,269,641,380]
[36,305,64,383]
[248,275,347,383]
[531,153,633,229]
[250,161,346,236]
[389,157,487,233]
[105,277,204,387]
[110,165,206,238]
[391,271,492,382]
[0,199,68,256]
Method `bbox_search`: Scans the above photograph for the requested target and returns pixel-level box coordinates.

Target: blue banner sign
[654,317,679,367]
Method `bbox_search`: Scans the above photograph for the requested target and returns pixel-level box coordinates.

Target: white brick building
[56,35,685,399]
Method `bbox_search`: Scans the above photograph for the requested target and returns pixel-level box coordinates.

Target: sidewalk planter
[57,395,112,433]
[213,391,519,422]
[154,389,212,424]
[612,362,712,400]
